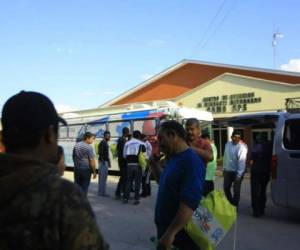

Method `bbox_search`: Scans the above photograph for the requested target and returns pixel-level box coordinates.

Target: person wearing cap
[0,91,109,250]
[73,131,97,194]
[223,130,248,207]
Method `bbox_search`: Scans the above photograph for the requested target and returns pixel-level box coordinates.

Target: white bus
[58,101,213,172]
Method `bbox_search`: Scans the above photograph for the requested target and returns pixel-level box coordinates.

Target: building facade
[103,60,300,158]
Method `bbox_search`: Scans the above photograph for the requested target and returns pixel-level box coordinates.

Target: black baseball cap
[1,91,67,135]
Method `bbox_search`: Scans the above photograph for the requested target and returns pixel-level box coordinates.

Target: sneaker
[133,200,140,205]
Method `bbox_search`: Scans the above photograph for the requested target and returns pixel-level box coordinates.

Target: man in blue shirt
[150,120,205,250]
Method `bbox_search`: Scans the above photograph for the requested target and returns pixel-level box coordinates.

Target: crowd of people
[72,127,152,206]
[0,91,273,250]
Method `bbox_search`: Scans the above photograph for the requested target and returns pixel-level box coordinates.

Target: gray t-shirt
[72,141,95,170]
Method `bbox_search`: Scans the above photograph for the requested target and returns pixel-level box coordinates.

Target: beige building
[101,60,300,158]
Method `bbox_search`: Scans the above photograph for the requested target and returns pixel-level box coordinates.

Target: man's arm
[159,202,194,248]
[190,146,213,162]
[72,147,76,163]
[89,158,97,179]
[88,146,97,179]
[237,144,248,178]
[149,155,163,184]
[123,142,128,159]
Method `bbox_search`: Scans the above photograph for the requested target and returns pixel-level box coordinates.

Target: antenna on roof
[272,31,284,69]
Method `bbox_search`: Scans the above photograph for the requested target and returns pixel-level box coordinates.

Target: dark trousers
[141,166,151,196]
[74,168,91,194]
[223,171,243,207]
[157,230,200,250]
[115,160,127,197]
[203,180,214,196]
[124,163,142,201]
[251,171,270,216]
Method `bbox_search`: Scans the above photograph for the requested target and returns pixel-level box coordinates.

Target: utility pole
[272,32,284,69]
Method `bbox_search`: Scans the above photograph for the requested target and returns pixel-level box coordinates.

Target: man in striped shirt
[73,132,97,194]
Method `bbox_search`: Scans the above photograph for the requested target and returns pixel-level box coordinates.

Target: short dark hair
[185,118,200,128]
[122,127,130,135]
[232,130,242,137]
[159,120,186,140]
[1,91,66,153]
[133,130,141,139]
[103,131,110,136]
[140,133,147,140]
[83,132,95,140]
[201,133,211,140]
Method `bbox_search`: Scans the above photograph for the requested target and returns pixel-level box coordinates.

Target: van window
[283,119,300,150]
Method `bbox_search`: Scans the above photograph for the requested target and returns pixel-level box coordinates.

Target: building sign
[197,92,262,113]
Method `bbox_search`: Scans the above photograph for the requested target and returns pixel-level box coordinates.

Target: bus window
[283,119,300,150]
[59,126,68,139]
[86,123,106,138]
[108,121,131,138]
[68,124,85,140]
[133,119,157,135]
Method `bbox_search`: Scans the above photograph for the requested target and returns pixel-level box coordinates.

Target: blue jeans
[98,161,109,195]
[74,168,91,194]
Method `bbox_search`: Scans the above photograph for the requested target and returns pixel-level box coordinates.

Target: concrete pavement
[63,172,300,250]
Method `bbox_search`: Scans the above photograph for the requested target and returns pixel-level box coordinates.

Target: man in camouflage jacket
[0,91,109,250]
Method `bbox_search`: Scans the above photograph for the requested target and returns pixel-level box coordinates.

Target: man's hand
[235,176,242,183]
[158,231,175,250]
[149,155,163,183]
[92,172,97,179]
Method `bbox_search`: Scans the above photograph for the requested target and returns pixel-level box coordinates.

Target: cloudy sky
[0,0,299,112]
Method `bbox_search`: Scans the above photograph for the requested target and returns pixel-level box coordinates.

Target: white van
[272,112,300,209]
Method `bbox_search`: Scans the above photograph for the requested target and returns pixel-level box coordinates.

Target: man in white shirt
[223,131,248,207]
[123,130,145,204]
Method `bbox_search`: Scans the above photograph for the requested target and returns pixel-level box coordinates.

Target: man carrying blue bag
[150,120,205,250]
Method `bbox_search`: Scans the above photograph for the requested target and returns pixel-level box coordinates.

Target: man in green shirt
[201,134,218,196]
